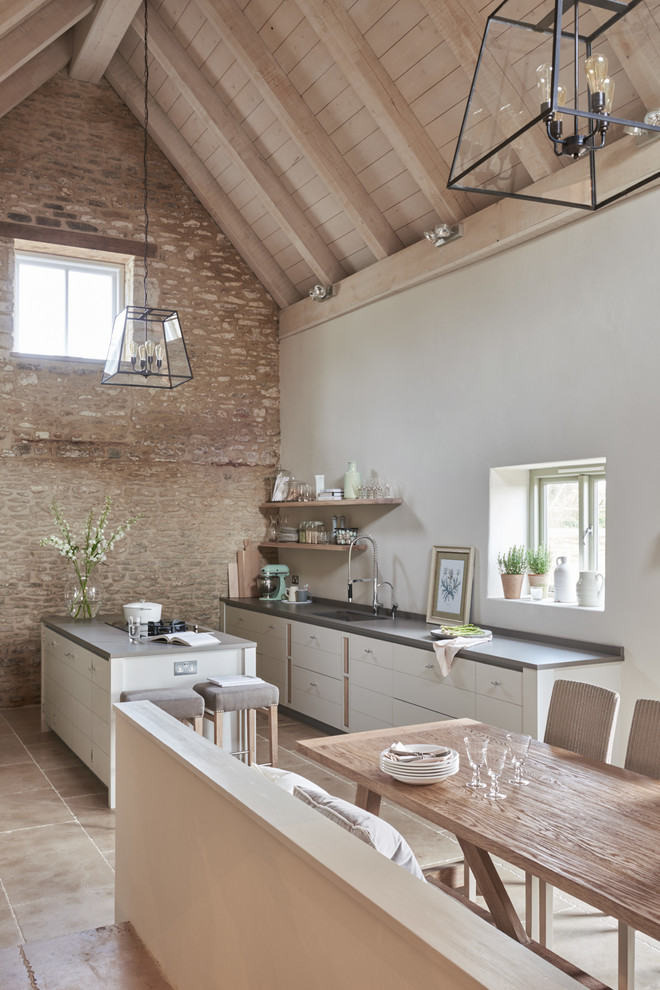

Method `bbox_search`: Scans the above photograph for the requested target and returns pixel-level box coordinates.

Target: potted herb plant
[497,545,526,599]
[526,544,554,598]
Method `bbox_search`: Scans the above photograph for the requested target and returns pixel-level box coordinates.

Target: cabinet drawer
[349,634,393,668]
[475,696,523,733]
[224,607,261,637]
[257,654,287,697]
[349,709,393,732]
[350,683,393,725]
[291,622,343,655]
[392,699,455,727]
[291,644,341,680]
[351,658,392,697]
[259,614,287,642]
[291,668,342,728]
[475,664,522,707]
[392,670,475,721]
[392,644,476,693]
[260,631,286,662]
[43,630,94,682]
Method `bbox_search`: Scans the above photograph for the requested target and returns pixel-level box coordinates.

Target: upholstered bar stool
[120,687,204,733]
[193,680,279,766]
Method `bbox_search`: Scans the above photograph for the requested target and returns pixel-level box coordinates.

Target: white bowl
[123,601,162,623]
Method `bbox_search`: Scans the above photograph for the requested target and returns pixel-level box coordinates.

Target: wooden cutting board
[227,561,239,598]
[236,539,262,597]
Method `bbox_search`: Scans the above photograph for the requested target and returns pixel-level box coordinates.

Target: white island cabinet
[41,615,256,807]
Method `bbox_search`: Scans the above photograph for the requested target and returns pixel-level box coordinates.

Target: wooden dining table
[297,718,660,990]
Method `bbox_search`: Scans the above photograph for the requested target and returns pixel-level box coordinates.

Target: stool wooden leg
[247,708,257,765]
[268,704,278,767]
[213,711,223,746]
[193,716,203,734]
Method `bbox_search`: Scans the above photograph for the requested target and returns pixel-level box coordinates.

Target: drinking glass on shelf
[506,732,532,785]
[485,738,508,799]
[464,732,489,789]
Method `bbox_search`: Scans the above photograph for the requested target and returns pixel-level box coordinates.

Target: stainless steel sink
[312,609,392,623]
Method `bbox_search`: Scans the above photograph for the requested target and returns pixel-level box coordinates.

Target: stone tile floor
[0,705,658,988]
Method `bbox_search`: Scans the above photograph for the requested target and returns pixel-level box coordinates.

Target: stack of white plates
[379,743,459,785]
[277,527,299,542]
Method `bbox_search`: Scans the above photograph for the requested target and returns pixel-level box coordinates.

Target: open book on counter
[148,631,218,647]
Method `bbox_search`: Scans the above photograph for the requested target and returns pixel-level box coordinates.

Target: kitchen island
[220,597,623,741]
[41,614,256,807]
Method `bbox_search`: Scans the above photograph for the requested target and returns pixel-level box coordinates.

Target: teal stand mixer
[258,563,289,601]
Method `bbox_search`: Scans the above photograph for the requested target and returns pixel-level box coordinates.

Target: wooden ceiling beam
[105,53,300,309]
[419,0,558,184]
[295,0,467,224]
[140,9,345,287]
[70,0,143,84]
[280,137,660,336]
[0,0,49,43]
[0,35,70,120]
[605,4,660,113]
[195,0,403,261]
[0,0,92,85]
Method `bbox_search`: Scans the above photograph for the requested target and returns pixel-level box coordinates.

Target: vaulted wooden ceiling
[2,0,660,319]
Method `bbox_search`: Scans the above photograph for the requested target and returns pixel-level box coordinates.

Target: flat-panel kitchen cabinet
[290,621,344,729]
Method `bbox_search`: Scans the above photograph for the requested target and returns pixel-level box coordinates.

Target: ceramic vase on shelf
[344,461,361,500]
[65,575,102,619]
[553,556,576,603]
[576,571,604,607]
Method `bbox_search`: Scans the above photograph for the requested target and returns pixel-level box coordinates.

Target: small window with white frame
[529,461,606,577]
[15,248,125,361]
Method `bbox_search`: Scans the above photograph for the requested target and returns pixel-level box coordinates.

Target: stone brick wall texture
[0,73,280,707]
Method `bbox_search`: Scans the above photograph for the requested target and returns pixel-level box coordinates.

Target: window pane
[544,480,580,573]
[17,264,66,355]
[595,479,606,574]
[68,270,115,360]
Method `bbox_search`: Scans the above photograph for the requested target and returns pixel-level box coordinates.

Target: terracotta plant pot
[500,573,524,599]
[527,572,550,598]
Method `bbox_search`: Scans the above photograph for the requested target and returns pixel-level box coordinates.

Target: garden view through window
[532,464,606,578]
[15,250,123,360]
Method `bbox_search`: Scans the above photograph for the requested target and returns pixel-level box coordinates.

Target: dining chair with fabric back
[528,679,620,951]
[618,698,660,990]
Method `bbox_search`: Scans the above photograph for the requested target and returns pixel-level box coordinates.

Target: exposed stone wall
[0,73,279,707]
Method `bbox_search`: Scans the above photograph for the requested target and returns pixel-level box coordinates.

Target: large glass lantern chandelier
[448,0,660,211]
[102,0,192,388]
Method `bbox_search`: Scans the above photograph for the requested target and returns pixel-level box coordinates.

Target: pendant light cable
[142,0,150,310]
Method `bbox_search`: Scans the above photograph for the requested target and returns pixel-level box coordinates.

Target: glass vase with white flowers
[40,495,142,619]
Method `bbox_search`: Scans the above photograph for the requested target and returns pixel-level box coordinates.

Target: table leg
[355,785,382,816]
[458,839,530,944]
[618,922,635,990]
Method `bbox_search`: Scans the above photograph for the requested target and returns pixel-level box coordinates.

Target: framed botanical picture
[425,546,475,626]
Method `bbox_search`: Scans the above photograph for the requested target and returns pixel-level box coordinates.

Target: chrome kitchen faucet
[347,535,397,616]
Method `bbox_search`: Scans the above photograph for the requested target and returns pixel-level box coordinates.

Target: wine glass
[464,732,489,789]
[506,732,531,785]
[485,738,508,799]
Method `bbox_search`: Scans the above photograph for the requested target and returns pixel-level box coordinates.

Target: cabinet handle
[49,639,56,647]
[364,649,373,655]
[88,664,96,674]
[309,634,317,642]
[425,663,433,669]
[65,651,74,659]
[491,680,503,687]
[310,681,318,687]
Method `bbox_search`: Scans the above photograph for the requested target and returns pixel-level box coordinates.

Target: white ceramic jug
[576,570,604,607]
[344,460,361,499]
[553,556,576,603]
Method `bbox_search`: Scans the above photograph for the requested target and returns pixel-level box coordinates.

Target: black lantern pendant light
[448,0,660,211]
[102,0,192,388]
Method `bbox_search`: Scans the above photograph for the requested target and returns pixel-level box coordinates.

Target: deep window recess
[529,463,606,577]
[15,251,124,360]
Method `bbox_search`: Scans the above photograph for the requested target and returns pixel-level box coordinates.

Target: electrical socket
[291,574,299,585]
[174,659,198,675]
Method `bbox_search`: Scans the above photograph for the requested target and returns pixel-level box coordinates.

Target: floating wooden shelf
[258,542,366,552]
[260,499,402,510]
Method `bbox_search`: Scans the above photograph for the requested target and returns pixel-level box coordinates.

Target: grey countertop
[220,597,623,672]
[42,614,257,661]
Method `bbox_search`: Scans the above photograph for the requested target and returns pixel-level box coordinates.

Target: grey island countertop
[221,597,623,672]
[43,614,256,661]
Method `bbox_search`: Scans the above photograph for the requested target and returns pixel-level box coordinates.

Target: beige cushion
[252,763,327,797]
[293,783,426,881]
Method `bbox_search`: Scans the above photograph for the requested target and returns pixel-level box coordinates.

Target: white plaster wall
[279,186,660,744]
